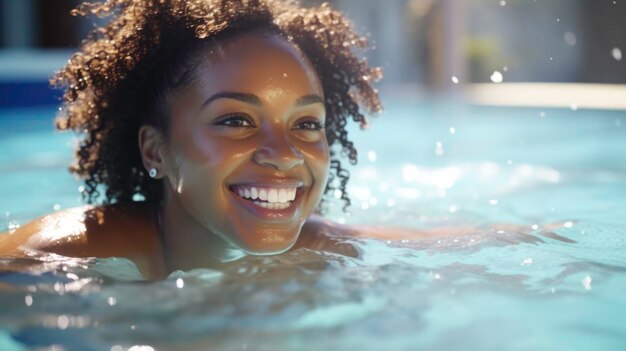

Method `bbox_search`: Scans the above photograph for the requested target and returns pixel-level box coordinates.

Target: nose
[252,130,304,171]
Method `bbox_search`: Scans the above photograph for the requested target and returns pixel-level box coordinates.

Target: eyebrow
[295,94,325,106]
[201,92,324,109]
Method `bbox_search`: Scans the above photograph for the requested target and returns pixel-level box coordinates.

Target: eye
[214,114,255,128]
[293,119,325,131]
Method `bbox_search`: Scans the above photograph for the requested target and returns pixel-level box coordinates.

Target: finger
[538,231,577,244]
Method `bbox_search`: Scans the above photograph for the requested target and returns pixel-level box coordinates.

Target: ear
[138,125,166,178]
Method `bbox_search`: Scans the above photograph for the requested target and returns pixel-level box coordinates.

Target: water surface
[1,102,625,351]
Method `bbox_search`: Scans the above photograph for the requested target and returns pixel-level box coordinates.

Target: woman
[0,0,385,277]
[0,0,566,279]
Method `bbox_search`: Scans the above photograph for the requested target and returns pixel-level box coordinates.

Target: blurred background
[1,0,626,109]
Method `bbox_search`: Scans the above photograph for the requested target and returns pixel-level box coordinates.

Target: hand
[488,221,577,244]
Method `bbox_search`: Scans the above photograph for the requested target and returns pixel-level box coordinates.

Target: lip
[229,179,305,188]
[227,182,306,222]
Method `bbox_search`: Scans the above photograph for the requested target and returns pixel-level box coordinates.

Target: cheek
[302,139,331,186]
[186,129,247,165]
[170,126,254,176]
[165,129,253,204]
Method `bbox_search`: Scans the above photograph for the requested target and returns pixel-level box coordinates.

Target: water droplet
[563,221,574,228]
[615,118,622,127]
[531,224,539,230]
[176,278,184,289]
[520,257,533,266]
[8,221,20,234]
[107,296,117,306]
[499,0,506,6]
[367,150,377,162]
[451,76,459,84]
[53,204,61,211]
[564,32,577,46]
[490,71,503,83]
[582,275,592,290]
[448,205,457,213]
[539,111,546,118]
[435,141,444,156]
[25,295,33,307]
[449,127,456,134]
[570,102,578,111]
[612,47,622,61]
[57,315,70,330]
[489,199,498,205]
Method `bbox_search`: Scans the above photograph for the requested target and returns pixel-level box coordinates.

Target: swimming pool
[1,99,625,350]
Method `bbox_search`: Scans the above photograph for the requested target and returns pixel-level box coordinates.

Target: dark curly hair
[51,0,382,210]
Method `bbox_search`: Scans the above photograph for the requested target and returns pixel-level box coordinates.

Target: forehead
[191,32,323,99]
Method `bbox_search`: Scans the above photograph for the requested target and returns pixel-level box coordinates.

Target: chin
[233,231,299,255]
[242,246,293,256]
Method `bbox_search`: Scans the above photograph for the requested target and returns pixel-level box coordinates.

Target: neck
[157,192,247,274]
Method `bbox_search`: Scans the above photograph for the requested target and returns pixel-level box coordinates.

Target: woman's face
[160,32,329,254]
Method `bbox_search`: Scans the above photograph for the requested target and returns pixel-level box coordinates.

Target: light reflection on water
[1,103,626,350]
[1,226,626,351]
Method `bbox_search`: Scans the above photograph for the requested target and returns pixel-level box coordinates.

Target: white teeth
[268,189,278,203]
[233,185,299,205]
[289,189,296,201]
[253,201,290,210]
[278,189,288,203]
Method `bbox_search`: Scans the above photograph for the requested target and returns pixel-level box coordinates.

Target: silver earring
[148,168,158,178]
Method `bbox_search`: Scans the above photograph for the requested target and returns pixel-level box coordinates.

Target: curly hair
[52,0,382,210]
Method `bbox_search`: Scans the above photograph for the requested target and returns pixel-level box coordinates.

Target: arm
[298,214,576,251]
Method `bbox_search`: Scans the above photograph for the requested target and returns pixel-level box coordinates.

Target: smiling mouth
[229,185,300,211]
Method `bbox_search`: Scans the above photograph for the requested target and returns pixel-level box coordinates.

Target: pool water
[1,100,625,351]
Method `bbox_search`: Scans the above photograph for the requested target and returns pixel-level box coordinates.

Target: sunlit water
[1,100,625,351]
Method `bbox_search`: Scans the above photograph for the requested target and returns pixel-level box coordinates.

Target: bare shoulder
[0,203,161,260]
[293,214,361,257]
